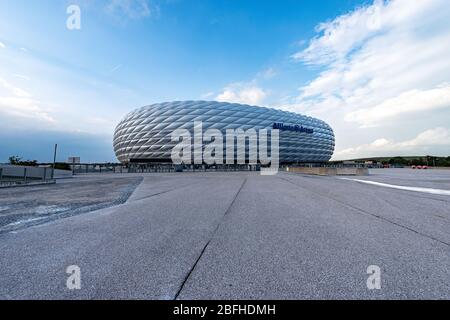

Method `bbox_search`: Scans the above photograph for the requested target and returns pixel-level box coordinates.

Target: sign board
[68,157,81,164]
[273,122,314,134]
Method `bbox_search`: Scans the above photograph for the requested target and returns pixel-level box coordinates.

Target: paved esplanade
[1,170,450,299]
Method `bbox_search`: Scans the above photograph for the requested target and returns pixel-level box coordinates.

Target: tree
[8,156,38,167]
[389,156,408,166]
[8,156,21,165]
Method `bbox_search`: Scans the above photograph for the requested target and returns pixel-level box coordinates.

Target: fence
[0,165,72,187]
[284,166,369,176]
[127,164,261,173]
[70,163,262,174]
[71,162,376,175]
[71,164,128,174]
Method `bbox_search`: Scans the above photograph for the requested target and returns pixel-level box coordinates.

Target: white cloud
[292,0,441,66]
[258,67,277,80]
[335,127,450,159]
[200,92,215,100]
[0,42,5,49]
[106,0,157,20]
[293,0,383,65]
[12,74,31,81]
[0,77,55,123]
[286,0,450,158]
[292,0,450,114]
[216,83,268,105]
[109,64,122,73]
[345,84,450,127]
[0,78,31,98]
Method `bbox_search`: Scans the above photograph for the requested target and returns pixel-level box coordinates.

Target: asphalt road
[0,176,143,232]
[1,169,449,299]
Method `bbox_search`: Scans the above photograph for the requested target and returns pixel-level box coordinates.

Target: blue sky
[1,0,450,162]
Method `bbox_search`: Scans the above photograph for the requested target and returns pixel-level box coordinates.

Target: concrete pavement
[0,170,449,299]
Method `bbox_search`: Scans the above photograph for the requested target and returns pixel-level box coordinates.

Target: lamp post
[52,144,58,179]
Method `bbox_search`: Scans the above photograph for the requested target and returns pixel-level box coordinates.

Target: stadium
[113,101,335,165]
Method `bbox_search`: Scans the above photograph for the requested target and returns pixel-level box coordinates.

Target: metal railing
[69,163,262,175]
[0,166,56,187]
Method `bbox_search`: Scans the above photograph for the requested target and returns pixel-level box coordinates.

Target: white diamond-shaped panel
[113,101,335,163]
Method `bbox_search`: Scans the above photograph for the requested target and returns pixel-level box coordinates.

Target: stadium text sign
[273,122,314,134]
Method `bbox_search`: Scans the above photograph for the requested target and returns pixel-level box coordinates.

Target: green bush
[8,156,38,167]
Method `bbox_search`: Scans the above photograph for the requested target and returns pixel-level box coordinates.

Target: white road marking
[340,178,450,196]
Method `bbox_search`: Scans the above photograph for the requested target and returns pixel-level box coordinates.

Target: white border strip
[340,178,450,196]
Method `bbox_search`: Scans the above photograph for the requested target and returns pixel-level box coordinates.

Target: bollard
[43,167,47,182]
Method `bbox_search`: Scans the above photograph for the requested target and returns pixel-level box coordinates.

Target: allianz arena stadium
[113,101,335,164]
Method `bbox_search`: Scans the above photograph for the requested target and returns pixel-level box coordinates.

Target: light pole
[52,144,58,179]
